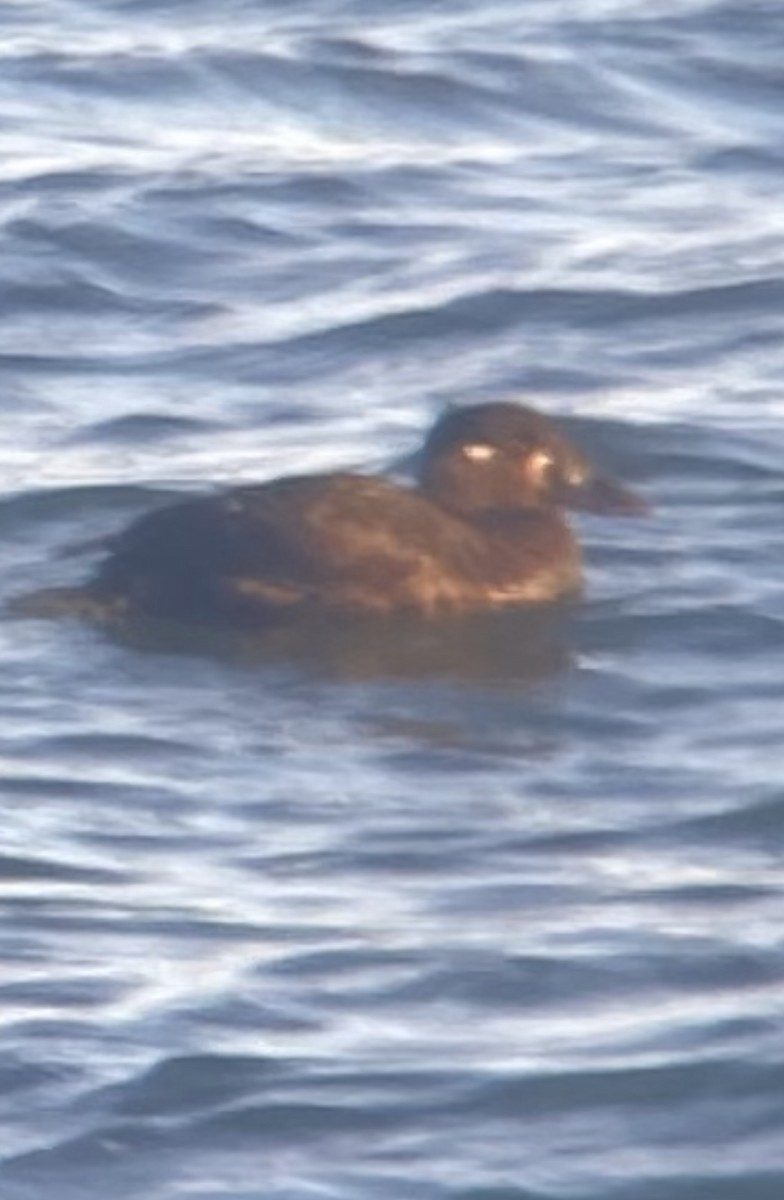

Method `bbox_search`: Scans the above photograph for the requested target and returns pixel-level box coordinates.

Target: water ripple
[2,1,784,1198]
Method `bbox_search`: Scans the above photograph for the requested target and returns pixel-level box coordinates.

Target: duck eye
[462,443,496,463]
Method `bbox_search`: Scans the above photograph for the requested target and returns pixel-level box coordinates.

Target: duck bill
[561,474,649,517]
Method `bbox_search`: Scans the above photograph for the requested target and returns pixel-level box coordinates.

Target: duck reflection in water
[11,400,647,681]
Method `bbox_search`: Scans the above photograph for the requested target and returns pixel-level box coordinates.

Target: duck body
[94,472,582,623]
[15,401,646,626]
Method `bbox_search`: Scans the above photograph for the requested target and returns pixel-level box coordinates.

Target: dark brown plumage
[16,401,647,625]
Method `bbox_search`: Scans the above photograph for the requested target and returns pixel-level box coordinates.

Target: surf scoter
[18,401,647,625]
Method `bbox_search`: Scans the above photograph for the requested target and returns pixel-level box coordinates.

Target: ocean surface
[2,1,784,1197]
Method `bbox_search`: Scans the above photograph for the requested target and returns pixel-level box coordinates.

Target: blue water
[2,2,784,1198]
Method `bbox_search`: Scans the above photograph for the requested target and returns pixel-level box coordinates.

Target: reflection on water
[93,605,575,686]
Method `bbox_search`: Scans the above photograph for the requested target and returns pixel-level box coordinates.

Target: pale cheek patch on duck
[461,443,497,462]
[522,448,556,488]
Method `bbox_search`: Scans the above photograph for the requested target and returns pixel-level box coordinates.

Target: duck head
[419,401,648,518]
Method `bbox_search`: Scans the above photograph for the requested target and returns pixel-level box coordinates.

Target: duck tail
[4,585,126,622]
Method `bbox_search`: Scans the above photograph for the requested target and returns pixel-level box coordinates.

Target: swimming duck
[18,401,647,625]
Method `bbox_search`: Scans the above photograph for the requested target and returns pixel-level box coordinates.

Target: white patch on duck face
[461,443,497,462]
[522,448,558,492]
[526,448,555,478]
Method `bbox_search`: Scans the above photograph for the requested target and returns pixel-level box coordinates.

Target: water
[2,1,784,1197]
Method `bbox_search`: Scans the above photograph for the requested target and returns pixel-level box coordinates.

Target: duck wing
[94,473,478,621]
